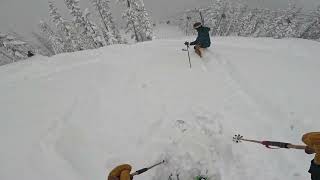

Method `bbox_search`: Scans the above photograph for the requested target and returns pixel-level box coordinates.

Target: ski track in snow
[148,47,269,180]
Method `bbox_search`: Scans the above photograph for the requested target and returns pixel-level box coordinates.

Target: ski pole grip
[135,168,148,175]
[262,141,291,148]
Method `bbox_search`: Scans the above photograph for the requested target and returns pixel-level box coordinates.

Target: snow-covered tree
[119,0,153,42]
[172,8,203,36]
[118,0,139,41]
[224,1,248,36]
[248,9,268,37]
[7,31,47,56]
[0,47,14,65]
[136,1,153,40]
[91,0,122,45]
[205,0,229,36]
[184,14,193,36]
[0,34,25,60]
[238,11,254,36]
[272,2,302,38]
[0,33,15,65]
[0,32,35,64]
[64,0,104,49]
[83,8,105,47]
[32,32,55,56]
[38,21,65,54]
[299,5,320,39]
[49,1,81,51]
[238,8,265,37]
[255,9,278,37]
[172,0,320,40]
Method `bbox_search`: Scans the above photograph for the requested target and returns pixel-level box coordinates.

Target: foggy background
[0,0,319,37]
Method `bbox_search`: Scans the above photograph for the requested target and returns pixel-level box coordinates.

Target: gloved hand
[184,41,189,46]
[305,146,316,154]
[108,164,132,180]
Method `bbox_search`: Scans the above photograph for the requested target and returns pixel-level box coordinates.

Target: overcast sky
[0,0,319,37]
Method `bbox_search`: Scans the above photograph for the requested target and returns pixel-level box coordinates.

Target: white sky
[0,0,319,37]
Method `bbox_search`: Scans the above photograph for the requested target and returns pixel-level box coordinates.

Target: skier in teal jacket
[185,22,211,57]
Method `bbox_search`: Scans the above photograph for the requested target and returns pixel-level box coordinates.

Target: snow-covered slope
[1,34,320,180]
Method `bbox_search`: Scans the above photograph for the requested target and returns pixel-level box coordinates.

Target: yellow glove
[108,164,132,180]
[302,132,320,165]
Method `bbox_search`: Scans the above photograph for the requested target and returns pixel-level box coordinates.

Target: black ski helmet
[193,22,202,29]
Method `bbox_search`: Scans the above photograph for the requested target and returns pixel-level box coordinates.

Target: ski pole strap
[261,141,291,149]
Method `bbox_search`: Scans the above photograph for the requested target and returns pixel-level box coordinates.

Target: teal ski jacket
[190,26,211,48]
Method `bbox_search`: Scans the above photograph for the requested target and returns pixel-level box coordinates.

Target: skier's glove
[305,146,315,154]
[184,41,189,46]
[108,164,132,180]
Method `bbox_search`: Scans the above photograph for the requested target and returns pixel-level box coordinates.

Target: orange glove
[108,164,132,180]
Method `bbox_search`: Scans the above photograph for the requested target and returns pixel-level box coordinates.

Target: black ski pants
[309,160,320,180]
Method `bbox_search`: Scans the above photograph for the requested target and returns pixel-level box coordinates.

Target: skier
[184,22,211,58]
[108,164,133,180]
[302,132,320,180]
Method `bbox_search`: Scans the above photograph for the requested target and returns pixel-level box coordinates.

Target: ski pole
[130,160,166,177]
[186,44,191,68]
[233,134,306,150]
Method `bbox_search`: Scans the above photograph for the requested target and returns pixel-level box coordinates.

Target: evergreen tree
[136,0,153,40]
[258,9,278,37]
[226,2,248,36]
[272,2,302,38]
[91,0,122,45]
[0,32,35,64]
[173,0,319,40]
[119,0,153,42]
[250,9,270,37]
[299,5,320,39]
[83,8,105,47]
[224,1,247,36]
[0,33,15,64]
[49,1,81,51]
[119,0,140,41]
[64,0,103,49]
[8,31,46,56]
[0,48,14,65]
[38,21,64,54]
[205,0,229,36]
[32,32,55,56]
[238,11,255,36]
[238,9,264,37]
